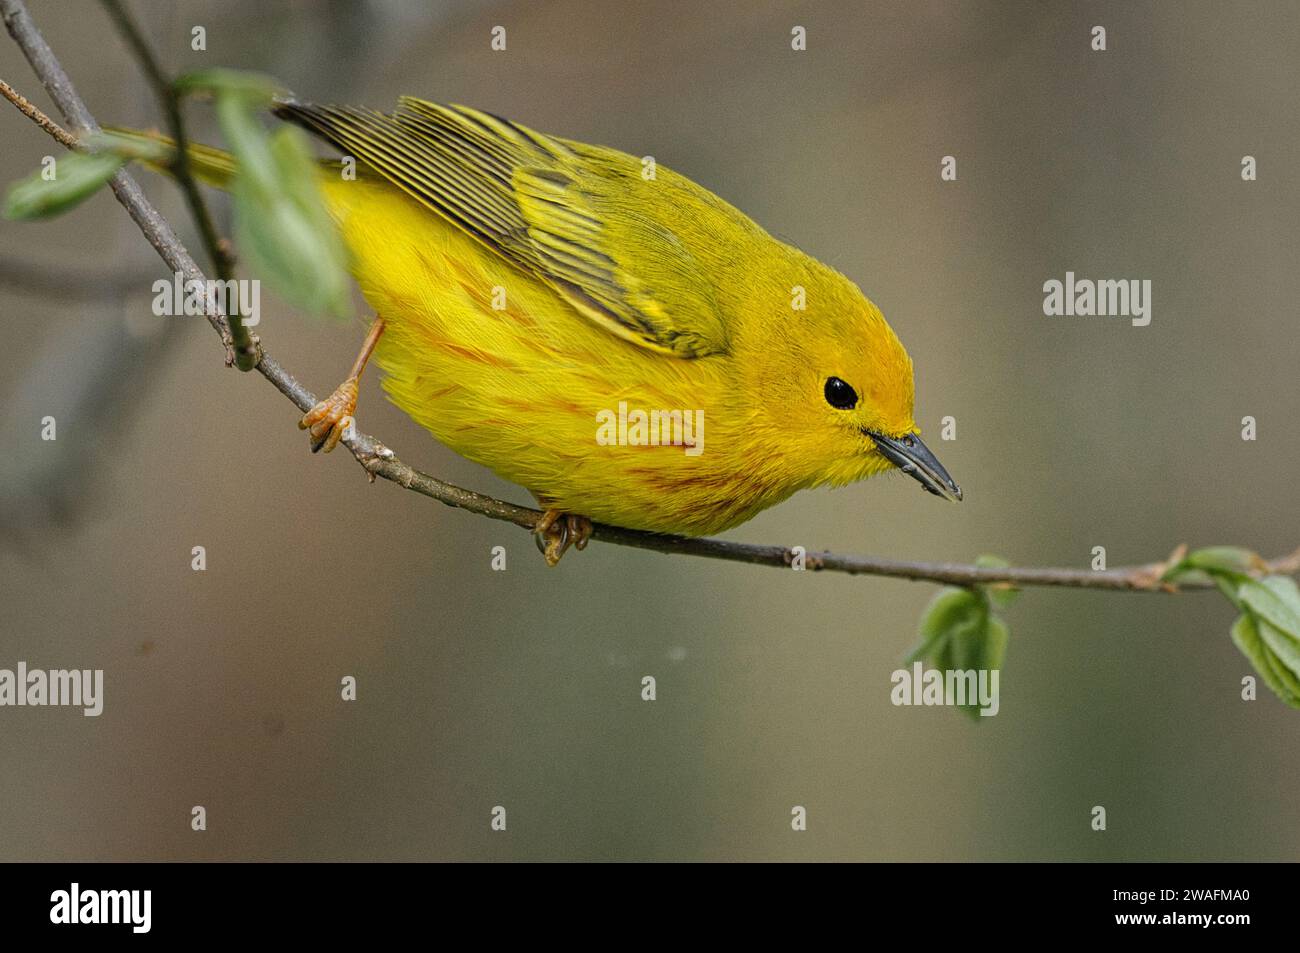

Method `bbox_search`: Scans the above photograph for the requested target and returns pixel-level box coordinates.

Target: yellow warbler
[139,97,961,562]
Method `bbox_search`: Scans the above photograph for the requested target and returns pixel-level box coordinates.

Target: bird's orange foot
[298,377,358,453]
[533,509,593,566]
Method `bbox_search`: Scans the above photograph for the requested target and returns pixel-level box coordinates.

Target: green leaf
[215,93,352,320]
[83,130,172,164]
[1160,566,1213,587]
[946,612,1009,672]
[1231,614,1300,709]
[3,150,126,220]
[908,556,1019,721]
[944,611,984,671]
[1213,574,1244,610]
[907,587,981,665]
[1239,578,1300,641]
[1243,576,1300,708]
[174,68,283,103]
[982,616,1010,671]
[1184,546,1264,575]
[1255,618,1300,695]
[906,584,1008,721]
[1163,545,1262,587]
[934,612,1006,720]
[216,92,279,195]
[944,618,977,667]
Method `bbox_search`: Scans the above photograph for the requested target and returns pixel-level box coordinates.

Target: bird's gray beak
[868,431,963,502]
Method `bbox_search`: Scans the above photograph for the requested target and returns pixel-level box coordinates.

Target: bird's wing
[276,97,729,357]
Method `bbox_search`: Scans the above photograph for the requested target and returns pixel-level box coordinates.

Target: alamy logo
[0,662,103,716]
[596,401,704,456]
[50,883,151,933]
[152,270,261,326]
[1043,271,1151,326]
[890,662,1000,717]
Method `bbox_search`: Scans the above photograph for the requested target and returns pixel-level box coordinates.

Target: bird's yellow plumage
[129,97,960,544]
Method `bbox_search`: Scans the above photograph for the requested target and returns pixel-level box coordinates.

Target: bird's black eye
[824,377,858,410]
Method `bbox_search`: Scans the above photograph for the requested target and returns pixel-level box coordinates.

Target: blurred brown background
[1,0,1296,861]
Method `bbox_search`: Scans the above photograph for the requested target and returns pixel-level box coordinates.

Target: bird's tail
[105,127,238,190]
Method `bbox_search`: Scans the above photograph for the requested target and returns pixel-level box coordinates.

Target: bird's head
[734,260,962,503]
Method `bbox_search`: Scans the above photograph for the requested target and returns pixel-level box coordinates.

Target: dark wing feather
[275,97,729,357]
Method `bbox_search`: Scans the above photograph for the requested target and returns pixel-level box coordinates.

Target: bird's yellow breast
[321,176,800,535]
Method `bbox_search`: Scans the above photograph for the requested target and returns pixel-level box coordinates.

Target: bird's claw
[533,510,593,566]
[298,378,358,454]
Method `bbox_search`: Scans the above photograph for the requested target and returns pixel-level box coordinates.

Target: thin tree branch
[2,0,1296,592]
[99,0,258,371]
[0,76,77,148]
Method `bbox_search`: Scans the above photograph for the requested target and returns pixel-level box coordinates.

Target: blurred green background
[1,0,1297,861]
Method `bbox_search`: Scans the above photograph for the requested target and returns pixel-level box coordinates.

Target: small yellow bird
[151,97,961,562]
